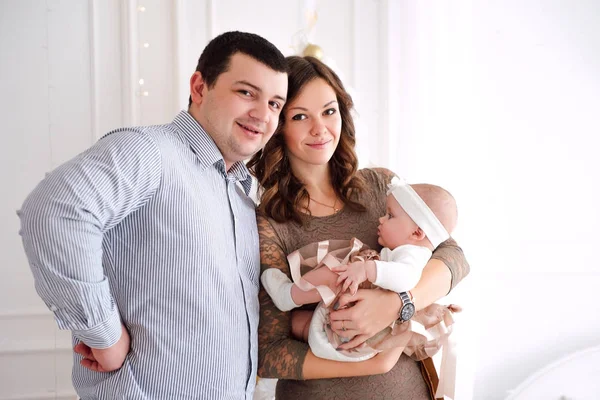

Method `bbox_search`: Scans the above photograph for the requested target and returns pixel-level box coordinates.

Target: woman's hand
[329,289,400,350]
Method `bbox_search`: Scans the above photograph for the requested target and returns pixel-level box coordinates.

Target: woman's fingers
[336,334,369,350]
[330,319,361,339]
[335,289,366,309]
[336,329,360,340]
[330,292,362,320]
[342,278,352,293]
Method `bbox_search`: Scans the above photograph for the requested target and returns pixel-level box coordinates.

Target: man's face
[190,53,288,169]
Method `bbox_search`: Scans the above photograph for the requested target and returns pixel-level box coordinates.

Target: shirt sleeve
[18,130,162,349]
[373,248,429,292]
[373,260,423,292]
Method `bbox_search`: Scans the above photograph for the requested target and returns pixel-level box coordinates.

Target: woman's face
[282,78,342,168]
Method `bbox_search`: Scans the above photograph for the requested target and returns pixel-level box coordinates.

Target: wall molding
[351,0,358,88]
[173,0,212,110]
[378,0,391,168]
[0,392,76,400]
[206,0,216,40]
[0,310,71,355]
[0,309,51,318]
[0,341,71,356]
[88,0,99,143]
[0,310,74,397]
[120,0,140,126]
[88,0,124,139]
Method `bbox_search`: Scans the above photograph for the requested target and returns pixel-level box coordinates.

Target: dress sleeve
[431,237,471,293]
[256,214,308,380]
[370,167,398,189]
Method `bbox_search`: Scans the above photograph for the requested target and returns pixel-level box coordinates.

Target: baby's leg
[291,266,339,305]
[290,310,313,342]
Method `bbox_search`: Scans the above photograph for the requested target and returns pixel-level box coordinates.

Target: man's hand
[74,324,130,372]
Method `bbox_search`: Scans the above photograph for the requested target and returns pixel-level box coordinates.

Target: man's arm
[18,130,161,349]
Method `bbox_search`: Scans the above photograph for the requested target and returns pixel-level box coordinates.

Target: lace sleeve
[256,214,309,380]
[431,237,471,293]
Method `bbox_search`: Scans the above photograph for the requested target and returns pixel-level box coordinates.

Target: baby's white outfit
[308,244,432,362]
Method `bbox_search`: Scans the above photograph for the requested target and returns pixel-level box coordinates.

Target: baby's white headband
[386,177,450,248]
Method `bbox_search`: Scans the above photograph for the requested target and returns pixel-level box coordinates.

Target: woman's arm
[330,167,471,348]
[302,346,403,379]
[409,236,470,309]
[331,238,470,349]
[408,237,470,310]
[430,237,470,295]
[257,215,403,380]
[410,258,452,310]
[256,215,307,379]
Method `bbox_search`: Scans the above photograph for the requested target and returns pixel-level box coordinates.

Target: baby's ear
[412,227,426,241]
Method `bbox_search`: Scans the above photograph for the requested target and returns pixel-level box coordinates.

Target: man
[18,31,288,399]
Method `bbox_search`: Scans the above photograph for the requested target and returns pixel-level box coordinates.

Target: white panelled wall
[2,1,599,399]
[2,1,96,398]
[0,0,384,398]
[387,1,600,400]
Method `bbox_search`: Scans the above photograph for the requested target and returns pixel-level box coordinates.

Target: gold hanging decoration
[302,43,324,59]
[299,7,323,59]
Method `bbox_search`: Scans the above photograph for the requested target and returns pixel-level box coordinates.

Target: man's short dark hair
[188,31,287,108]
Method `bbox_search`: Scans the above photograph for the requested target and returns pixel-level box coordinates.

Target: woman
[247,56,470,399]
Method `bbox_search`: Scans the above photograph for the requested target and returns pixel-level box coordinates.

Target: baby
[261,178,458,362]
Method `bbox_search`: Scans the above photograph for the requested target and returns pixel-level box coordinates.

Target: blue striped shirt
[18,111,260,399]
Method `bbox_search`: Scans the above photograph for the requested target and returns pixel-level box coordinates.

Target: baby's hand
[332,261,368,295]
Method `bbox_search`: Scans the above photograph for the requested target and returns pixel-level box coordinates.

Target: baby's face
[377,195,419,249]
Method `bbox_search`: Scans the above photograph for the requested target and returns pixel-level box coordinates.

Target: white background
[1,1,599,399]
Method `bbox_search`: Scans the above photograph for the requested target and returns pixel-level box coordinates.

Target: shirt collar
[172,111,253,196]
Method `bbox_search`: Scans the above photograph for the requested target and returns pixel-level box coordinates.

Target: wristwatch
[397,291,415,322]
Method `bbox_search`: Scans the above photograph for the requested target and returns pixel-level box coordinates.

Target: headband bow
[386,177,449,248]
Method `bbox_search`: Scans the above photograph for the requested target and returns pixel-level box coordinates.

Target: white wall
[2,0,598,399]
[0,0,384,398]
[386,1,600,399]
[473,2,600,398]
[1,1,96,398]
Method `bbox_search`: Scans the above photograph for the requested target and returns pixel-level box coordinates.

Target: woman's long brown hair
[247,56,366,224]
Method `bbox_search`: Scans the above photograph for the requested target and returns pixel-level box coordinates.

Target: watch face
[401,303,416,321]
